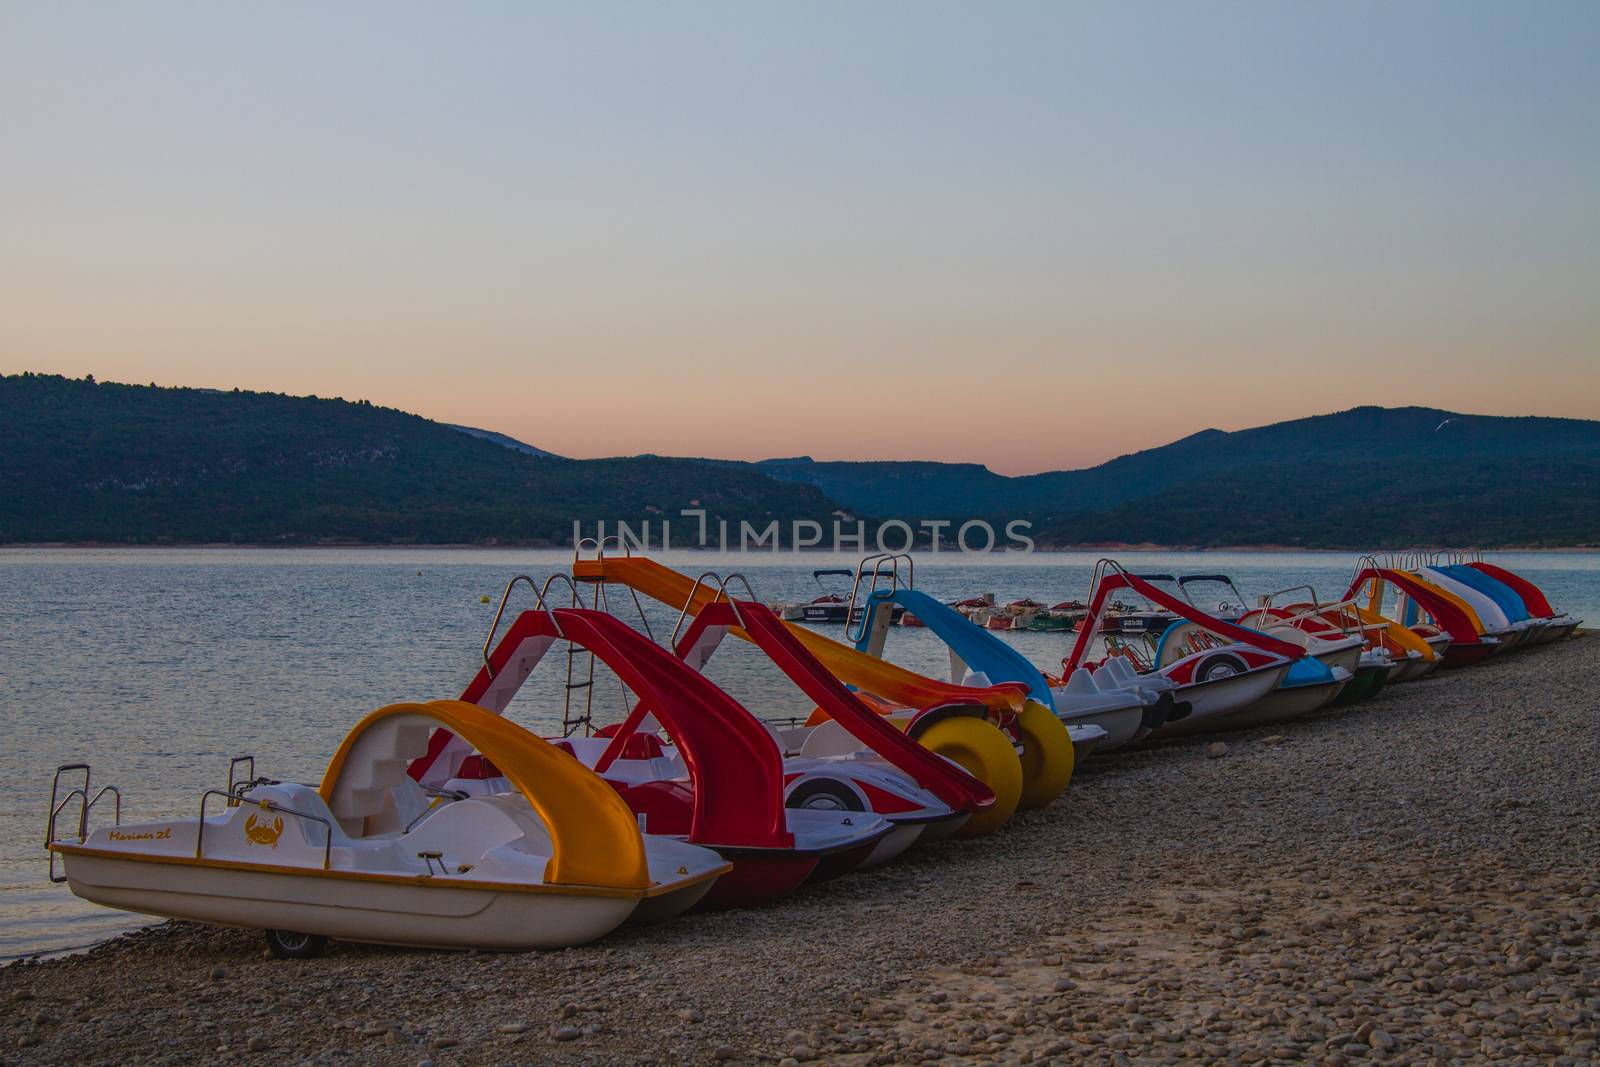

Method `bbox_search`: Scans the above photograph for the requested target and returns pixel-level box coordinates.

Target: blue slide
[853,588,1054,706]
[1437,565,1530,622]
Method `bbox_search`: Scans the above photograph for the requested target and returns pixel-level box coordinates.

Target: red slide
[651,601,994,815]
[1343,568,1498,667]
[413,607,790,849]
[407,607,895,906]
[1065,569,1306,673]
[1467,561,1556,618]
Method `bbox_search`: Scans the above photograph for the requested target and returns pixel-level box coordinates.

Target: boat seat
[620,734,666,760]
[324,714,436,837]
[248,783,355,848]
[361,777,431,837]
[456,754,502,779]
[797,718,862,759]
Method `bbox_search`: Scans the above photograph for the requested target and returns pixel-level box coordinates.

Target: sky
[2,2,1597,475]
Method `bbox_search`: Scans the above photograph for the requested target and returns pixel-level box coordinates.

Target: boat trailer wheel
[265,928,328,960]
[786,778,865,812]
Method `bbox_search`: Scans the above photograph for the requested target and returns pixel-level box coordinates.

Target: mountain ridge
[720,405,1600,525]
[4,374,1597,547]
[0,374,836,545]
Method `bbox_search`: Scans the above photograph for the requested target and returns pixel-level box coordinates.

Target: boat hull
[1332,664,1383,705]
[1440,640,1499,668]
[59,850,641,950]
[808,833,899,882]
[1386,654,1436,685]
[1183,678,1346,733]
[1313,642,1365,677]
[1165,663,1288,723]
[1053,702,1146,751]
[1246,679,1345,723]
[692,851,819,910]
[1532,619,1579,644]
[1066,724,1107,764]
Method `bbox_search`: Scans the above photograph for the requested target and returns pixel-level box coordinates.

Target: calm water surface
[2,547,1594,960]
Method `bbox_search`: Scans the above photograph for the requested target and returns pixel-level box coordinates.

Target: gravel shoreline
[4,634,1596,1066]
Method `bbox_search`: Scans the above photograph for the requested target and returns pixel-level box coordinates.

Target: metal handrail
[671,572,727,647]
[721,572,760,608]
[1256,592,1366,637]
[482,574,572,677]
[46,764,90,846]
[45,790,87,884]
[1261,584,1322,611]
[572,534,632,567]
[197,790,333,870]
[226,755,255,805]
[86,785,120,827]
[1080,558,1146,646]
[844,553,914,643]
[668,571,762,647]
[45,763,126,884]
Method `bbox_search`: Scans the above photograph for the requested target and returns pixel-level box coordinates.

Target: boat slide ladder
[668,570,760,648]
[1353,554,1422,627]
[664,571,814,729]
[843,553,914,645]
[1084,557,1143,630]
[485,557,641,738]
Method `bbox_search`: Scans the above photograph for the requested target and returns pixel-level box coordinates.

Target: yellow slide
[1403,571,1489,635]
[1352,604,1436,661]
[573,556,1028,714]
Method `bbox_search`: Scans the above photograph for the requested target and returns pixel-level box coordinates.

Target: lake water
[2,547,1594,960]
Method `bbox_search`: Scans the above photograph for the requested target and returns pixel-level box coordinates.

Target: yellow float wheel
[1014,700,1074,809]
[915,715,1022,838]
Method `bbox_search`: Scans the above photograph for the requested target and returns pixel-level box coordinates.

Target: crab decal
[243,812,285,849]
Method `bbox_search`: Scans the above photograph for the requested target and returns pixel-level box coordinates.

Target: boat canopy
[321,700,650,892]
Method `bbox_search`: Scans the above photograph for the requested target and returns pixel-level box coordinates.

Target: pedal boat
[1465,561,1581,644]
[1062,563,1305,736]
[837,557,1153,755]
[566,552,1061,835]
[45,701,730,955]
[409,602,893,909]
[1124,621,1323,735]
[1433,562,1585,648]
[1345,565,1502,668]
[1312,600,1443,685]
[654,593,998,856]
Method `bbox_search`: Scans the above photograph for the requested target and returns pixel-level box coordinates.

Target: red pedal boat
[409,599,891,909]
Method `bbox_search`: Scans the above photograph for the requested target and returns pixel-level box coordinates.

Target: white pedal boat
[1048,657,1184,746]
[46,701,730,956]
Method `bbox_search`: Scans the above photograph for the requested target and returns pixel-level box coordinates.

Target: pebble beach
[3,633,1596,1067]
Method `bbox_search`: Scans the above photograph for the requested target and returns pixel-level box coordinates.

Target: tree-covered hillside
[736,407,1600,523]
[0,374,837,544]
[5,375,1597,547]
